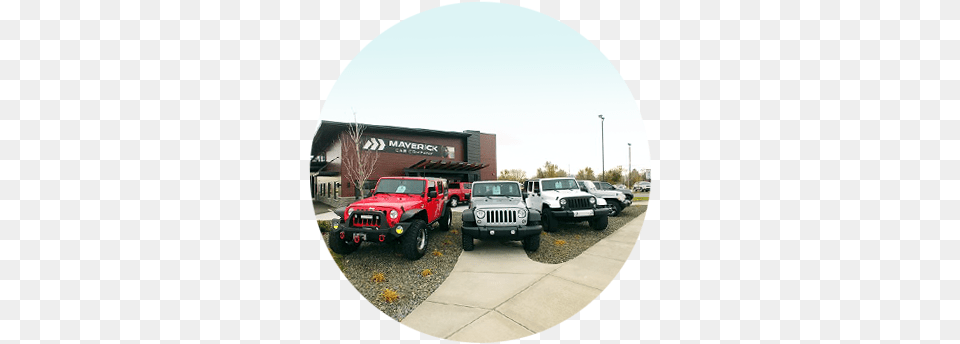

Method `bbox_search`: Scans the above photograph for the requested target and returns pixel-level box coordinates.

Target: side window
[533,182,540,193]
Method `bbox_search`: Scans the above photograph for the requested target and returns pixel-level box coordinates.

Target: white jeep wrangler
[523,177,611,232]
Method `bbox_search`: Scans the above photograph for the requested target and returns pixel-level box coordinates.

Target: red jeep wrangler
[328,177,452,260]
[447,181,472,207]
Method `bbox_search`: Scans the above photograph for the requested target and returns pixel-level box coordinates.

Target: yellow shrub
[380,289,399,303]
[371,273,385,283]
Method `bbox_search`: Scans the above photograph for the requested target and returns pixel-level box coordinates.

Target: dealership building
[310,120,496,206]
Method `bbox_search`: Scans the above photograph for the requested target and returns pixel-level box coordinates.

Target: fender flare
[400,209,426,222]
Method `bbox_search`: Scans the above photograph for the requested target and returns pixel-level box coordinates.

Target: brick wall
[339,130,468,197]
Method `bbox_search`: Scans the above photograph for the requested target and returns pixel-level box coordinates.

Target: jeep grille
[565,197,593,210]
[351,213,382,228]
[484,209,518,225]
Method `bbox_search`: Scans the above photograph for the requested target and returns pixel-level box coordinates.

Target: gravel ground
[320,215,464,322]
[526,204,647,264]
[319,204,646,321]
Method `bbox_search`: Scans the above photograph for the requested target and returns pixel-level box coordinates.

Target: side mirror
[428,190,438,198]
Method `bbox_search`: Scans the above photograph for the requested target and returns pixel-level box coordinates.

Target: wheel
[609,201,622,217]
[438,206,451,231]
[590,215,608,231]
[328,231,360,255]
[450,197,459,207]
[522,234,540,251]
[542,208,559,232]
[401,220,429,260]
[461,233,474,251]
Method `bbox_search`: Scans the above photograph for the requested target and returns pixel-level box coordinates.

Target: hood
[542,189,592,198]
[470,196,525,209]
[348,193,422,211]
[591,189,625,198]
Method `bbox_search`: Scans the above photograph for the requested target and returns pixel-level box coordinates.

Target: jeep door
[524,180,543,209]
[426,181,443,222]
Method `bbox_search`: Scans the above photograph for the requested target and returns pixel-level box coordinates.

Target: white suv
[523,177,611,232]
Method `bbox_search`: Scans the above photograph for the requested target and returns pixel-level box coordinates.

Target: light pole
[598,114,605,182]
[627,143,632,188]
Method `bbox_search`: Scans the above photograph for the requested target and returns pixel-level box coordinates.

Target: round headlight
[517,208,527,218]
[618,193,625,200]
[559,199,567,205]
[347,208,355,216]
[475,210,485,219]
[389,209,398,219]
[589,197,596,204]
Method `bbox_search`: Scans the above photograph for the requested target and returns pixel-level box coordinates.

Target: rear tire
[438,206,451,231]
[462,233,474,251]
[328,231,360,255]
[450,197,459,207]
[541,208,559,232]
[401,220,428,260]
[522,234,540,251]
[590,215,608,231]
[609,201,622,217]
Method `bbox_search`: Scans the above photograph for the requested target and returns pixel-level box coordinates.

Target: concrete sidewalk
[401,211,647,342]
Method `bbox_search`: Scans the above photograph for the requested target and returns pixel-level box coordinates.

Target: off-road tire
[461,233,474,251]
[522,234,540,251]
[542,208,559,232]
[401,220,428,260]
[590,215,609,230]
[450,197,459,207]
[328,231,360,255]
[609,201,622,217]
[438,206,452,231]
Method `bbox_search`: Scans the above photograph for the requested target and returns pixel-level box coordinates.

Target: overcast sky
[317,2,650,178]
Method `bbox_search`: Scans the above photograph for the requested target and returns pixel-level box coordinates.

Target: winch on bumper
[331,210,409,243]
[461,209,542,240]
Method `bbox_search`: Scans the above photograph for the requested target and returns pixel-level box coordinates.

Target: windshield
[541,179,579,191]
[374,179,425,195]
[599,182,615,190]
[472,182,521,197]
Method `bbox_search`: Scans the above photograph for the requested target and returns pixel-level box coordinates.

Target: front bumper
[331,216,409,243]
[462,224,542,240]
[548,207,612,219]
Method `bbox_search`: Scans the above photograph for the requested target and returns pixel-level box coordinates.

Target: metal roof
[408,159,488,172]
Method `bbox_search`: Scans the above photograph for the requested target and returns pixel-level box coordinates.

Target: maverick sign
[363,137,455,158]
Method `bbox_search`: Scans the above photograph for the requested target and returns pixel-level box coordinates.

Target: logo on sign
[362,137,448,157]
[363,138,386,151]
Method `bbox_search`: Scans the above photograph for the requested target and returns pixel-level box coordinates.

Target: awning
[407,159,488,172]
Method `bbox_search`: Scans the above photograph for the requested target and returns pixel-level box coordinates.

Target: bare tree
[339,112,380,199]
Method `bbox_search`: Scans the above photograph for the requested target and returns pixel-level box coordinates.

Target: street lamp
[627,143,632,188]
[598,114,605,182]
